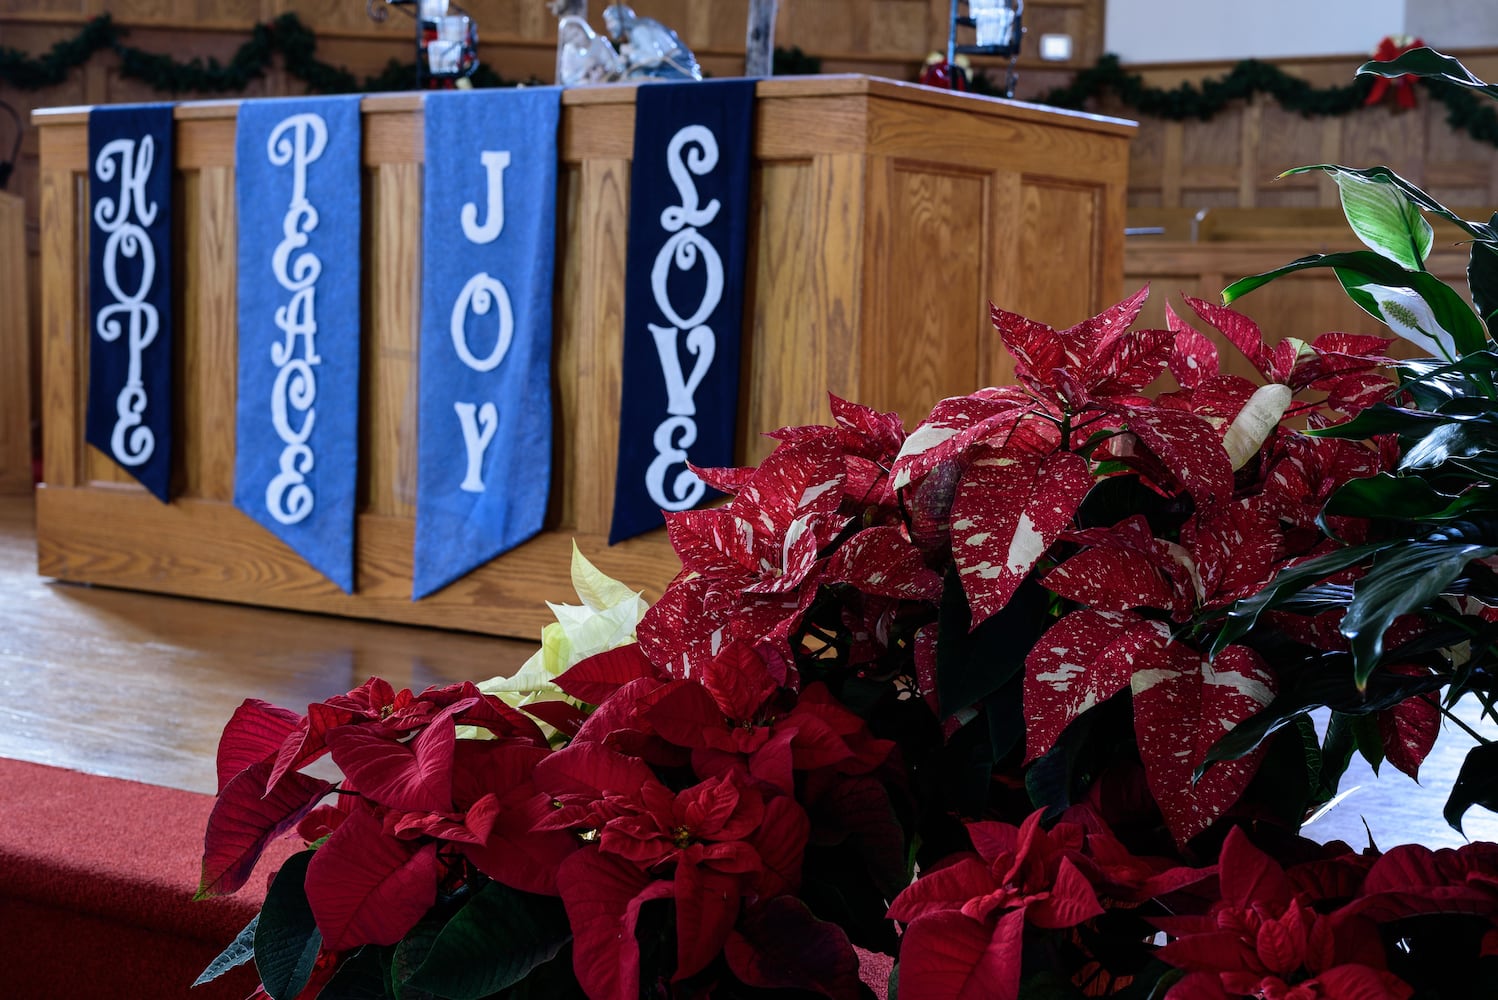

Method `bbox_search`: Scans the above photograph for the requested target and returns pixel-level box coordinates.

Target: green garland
[1035,52,1498,150]
[0,13,517,95]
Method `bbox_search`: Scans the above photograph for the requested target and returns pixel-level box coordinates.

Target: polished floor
[0,494,534,796]
[0,493,1492,847]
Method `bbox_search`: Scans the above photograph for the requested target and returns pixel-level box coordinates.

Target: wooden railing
[0,191,29,494]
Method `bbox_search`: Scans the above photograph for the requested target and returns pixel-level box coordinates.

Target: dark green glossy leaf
[936,570,1047,717]
[405,883,571,1000]
[255,849,322,1000]
[1352,712,1384,775]
[1443,741,1498,834]
[1304,402,1450,440]
[1469,224,1498,337]
[1323,473,1473,520]
[1401,416,1498,470]
[1317,711,1359,805]
[318,946,394,1000]
[194,914,257,986]
[391,913,446,1000]
[1213,543,1383,653]
[1359,47,1498,100]
[1344,541,1498,685]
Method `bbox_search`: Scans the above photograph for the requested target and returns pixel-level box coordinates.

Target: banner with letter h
[87,103,175,501]
[413,88,562,600]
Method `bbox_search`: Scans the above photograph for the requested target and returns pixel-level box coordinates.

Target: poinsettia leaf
[824,525,944,601]
[1444,741,1498,834]
[1122,406,1234,504]
[1023,611,1155,763]
[1041,546,1175,612]
[217,700,303,794]
[406,884,571,999]
[325,714,455,813]
[304,809,441,950]
[194,914,258,986]
[724,896,864,1000]
[1025,857,1103,929]
[732,436,846,537]
[1165,303,1220,389]
[897,908,1025,1000]
[1090,327,1175,397]
[533,741,658,799]
[555,644,657,704]
[665,508,757,578]
[520,699,588,738]
[557,850,673,1000]
[1132,642,1276,846]
[829,392,906,452]
[254,850,322,1000]
[1063,285,1152,364]
[197,760,333,899]
[1344,540,1498,686]
[1182,295,1274,379]
[992,305,1066,389]
[1379,688,1440,781]
[890,388,1039,491]
[952,450,1093,627]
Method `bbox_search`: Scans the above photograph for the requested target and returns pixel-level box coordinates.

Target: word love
[93,136,161,467]
[645,125,724,512]
[264,113,328,526]
[450,149,514,494]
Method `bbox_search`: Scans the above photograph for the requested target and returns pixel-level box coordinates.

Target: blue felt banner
[233,96,363,593]
[414,88,561,600]
[608,79,755,544]
[87,103,175,501]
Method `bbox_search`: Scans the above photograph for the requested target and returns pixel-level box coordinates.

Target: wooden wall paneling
[33,81,1131,636]
[38,123,84,491]
[0,193,30,494]
[178,167,238,502]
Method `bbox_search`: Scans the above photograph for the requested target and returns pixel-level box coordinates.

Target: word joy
[451,149,515,494]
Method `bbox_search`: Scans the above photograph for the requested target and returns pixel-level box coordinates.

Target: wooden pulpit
[33,78,1133,637]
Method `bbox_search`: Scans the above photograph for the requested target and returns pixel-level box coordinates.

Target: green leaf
[1445,741,1498,834]
[1213,543,1383,653]
[1400,416,1498,470]
[1352,712,1384,775]
[1343,540,1498,685]
[1281,164,1496,243]
[405,884,572,1000]
[391,914,446,1000]
[936,570,1047,718]
[1468,224,1498,337]
[1359,47,1498,100]
[1327,168,1433,270]
[1306,402,1450,439]
[1222,250,1486,359]
[1317,711,1359,805]
[255,850,323,1000]
[319,946,394,1000]
[194,914,258,986]
[1323,473,1473,521]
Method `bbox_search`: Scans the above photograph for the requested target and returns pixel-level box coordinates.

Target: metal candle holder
[368,0,480,88]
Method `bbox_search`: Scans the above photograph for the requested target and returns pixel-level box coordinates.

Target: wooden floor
[0,494,535,796]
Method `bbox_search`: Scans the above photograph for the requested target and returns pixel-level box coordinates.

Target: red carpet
[0,757,295,1000]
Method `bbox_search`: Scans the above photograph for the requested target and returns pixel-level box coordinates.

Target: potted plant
[196,48,1498,1000]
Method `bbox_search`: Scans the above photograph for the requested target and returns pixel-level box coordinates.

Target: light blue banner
[234,95,362,593]
[414,88,561,600]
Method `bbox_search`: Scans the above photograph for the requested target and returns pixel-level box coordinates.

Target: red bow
[1365,35,1424,110]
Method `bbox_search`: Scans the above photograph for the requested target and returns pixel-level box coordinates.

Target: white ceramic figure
[602,4,702,81]
[547,0,625,86]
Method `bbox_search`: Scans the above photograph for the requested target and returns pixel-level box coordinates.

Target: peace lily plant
[196,48,1498,1000]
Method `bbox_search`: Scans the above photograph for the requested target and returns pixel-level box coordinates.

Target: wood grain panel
[364,163,421,519]
[1017,179,1100,328]
[34,82,1132,636]
[867,161,986,419]
[0,193,31,494]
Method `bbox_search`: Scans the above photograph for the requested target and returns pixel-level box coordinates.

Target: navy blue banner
[608,79,755,544]
[87,103,174,501]
[233,96,363,593]
[414,88,561,600]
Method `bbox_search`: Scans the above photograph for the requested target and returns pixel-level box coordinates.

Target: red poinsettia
[889,809,1203,1000]
[1155,828,1413,1000]
[530,742,850,998]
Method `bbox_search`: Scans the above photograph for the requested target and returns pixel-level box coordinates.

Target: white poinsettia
[462,542,647,740]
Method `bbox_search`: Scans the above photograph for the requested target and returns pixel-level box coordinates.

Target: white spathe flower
[1361,282,1459,361]
[461,542,647,741]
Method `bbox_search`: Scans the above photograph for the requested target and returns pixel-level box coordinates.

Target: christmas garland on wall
[0,13,514,95]
[1036,52,1498,150]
